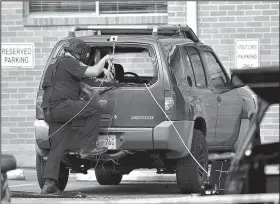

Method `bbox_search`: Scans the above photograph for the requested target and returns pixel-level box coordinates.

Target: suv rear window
[112,50,155,77]
[85,44,158,86]
[41,42,158,88]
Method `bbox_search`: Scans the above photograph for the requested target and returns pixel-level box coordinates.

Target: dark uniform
[40,38,107,194]
[43,55,102,181]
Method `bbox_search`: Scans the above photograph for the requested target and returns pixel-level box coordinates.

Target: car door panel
[191,89,218,146]
[168,44,192,121]
[215,90,242,146]
[201,50,243,147]
[182,45,218,146]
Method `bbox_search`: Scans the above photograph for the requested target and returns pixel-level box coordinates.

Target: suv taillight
[164,90,174,120]
[36,91,44,120]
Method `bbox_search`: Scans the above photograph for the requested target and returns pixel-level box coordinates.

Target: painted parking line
[9,184,36,188]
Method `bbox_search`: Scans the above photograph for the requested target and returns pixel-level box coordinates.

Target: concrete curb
[7,169,25,180]
[76,169,176,182]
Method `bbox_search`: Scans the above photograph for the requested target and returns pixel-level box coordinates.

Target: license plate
[96,135,116,150]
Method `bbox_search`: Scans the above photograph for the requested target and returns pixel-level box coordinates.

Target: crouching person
[40,38,112,194]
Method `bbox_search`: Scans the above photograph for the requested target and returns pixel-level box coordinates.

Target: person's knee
[87,104,101,117]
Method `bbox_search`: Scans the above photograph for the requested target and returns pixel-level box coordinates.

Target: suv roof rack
[68,24,200,43]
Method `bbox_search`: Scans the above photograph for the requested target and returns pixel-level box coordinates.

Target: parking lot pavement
[8,168,179,194]
[9,168,186,203]
[9,168,279,204]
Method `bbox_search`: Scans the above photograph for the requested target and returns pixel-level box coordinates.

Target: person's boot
[40,178,61,195]
[79,147,108,159]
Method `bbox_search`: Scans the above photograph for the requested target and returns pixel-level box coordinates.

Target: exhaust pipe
[102,150,128,160]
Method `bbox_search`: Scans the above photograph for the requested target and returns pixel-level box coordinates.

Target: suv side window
[185,46,207,87]
[204,51,228,87]
[170,47,185,84]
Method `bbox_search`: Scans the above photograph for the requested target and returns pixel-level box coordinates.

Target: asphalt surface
[9,169,279,204]
[9,169,191,204]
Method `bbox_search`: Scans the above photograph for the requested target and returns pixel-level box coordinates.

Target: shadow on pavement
[76,183,180,195]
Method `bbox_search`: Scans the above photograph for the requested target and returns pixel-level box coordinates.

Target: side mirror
[211,76,231,94]
[212,76,226,89]
[231,74,245,89]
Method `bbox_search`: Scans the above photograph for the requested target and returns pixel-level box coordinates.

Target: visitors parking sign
[235,39,260,69]
[1,43,35,68]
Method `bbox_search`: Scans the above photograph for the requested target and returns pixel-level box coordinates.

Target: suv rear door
[181,45,218,146]
[80,41,166,128]
[38,40,166,128]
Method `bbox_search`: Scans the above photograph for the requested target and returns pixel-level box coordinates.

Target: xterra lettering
[131,116,154,120]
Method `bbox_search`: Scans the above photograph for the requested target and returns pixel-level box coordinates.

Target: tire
[1,173,11,203]
[36,154,69,191]
[95,169,122,185]
[176,129,208,194]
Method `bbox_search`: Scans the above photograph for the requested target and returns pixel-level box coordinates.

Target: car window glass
[169,47,185,84]
[204,51,228,86]
[113,50,156,77]
[184,51,193,76]
[56,44,67,58]
[186,46,207,87]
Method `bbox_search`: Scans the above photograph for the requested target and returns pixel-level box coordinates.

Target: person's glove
[103,54,113,63]
[103,61,115,82]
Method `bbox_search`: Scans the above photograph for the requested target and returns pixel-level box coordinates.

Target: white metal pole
[186,1,197,35]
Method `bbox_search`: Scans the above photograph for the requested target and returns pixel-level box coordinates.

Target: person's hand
[103,68,114,81]
[103,68,109,76]
[103,54,113,62]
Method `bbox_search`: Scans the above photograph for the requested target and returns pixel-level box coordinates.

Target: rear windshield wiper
[99,83,123,95]
[81,81,146,96]
[100,82,147,94]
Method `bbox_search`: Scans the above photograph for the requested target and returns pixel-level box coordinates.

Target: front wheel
[176,129,208,193]
[36,154,69,191]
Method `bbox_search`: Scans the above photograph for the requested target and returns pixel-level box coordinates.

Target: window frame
[183,45,208,89]
[168,45,187,86]
[203,50,231,88]
[25,1,167,17]
[98,1,167,15]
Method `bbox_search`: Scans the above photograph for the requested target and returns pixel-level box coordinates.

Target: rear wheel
[36,154,69,191]
[176,129,208,193]
[95,168,122,185]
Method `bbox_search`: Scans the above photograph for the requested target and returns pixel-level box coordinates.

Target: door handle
[217,95,222,102]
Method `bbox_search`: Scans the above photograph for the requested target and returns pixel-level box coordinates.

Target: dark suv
[35,25,256,193]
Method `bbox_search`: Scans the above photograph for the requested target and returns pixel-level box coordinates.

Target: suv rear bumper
[35,119,194,159]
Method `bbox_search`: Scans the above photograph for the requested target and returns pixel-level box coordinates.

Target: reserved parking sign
[1,43,35,68]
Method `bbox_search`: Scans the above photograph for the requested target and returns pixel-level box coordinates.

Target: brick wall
[168,1,187,24]
[1,1,279,167]
[197,1,279,143]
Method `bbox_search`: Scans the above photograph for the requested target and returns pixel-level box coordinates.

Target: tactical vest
[41,57,63,120]
[41,56,81,121]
